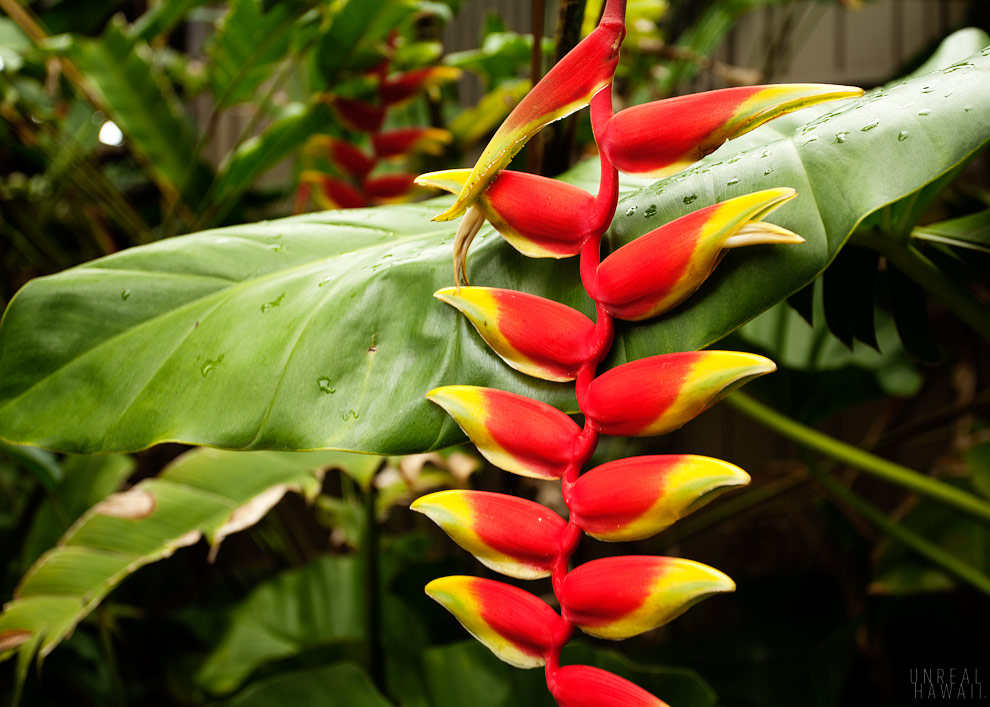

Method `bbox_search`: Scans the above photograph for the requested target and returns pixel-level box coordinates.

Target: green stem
[727,392,990,525]
[811,467,990,596]
[363,483,385,693]
[855,229,990,341]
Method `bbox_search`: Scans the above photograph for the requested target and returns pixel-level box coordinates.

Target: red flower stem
[546,88,619,694]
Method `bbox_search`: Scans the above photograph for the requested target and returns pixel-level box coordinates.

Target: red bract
[569,455,750,542]
[300,172,367,210]
[426,386,582,480]
[331,96,384,133]
[582,351,776,436]
[373,127,452,159]
[362,173,418,200]
[319,137,375,179]
[591,188,802,320]
[434,287,596,382]
[412,490,567,579]
[426,576,567,668]
[433,0,627,222]
[596,83,864,176]
[380,66,461,106]
[559,556,735,639]
[550,665,670,707]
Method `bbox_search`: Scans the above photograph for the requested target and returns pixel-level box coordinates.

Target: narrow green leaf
[206,0,312,108]
[56,18,211,205]
[316,0,393,85]
[218,662,392,707]
[131,0,208,41]
[197,555,365,695]
[208,100,335,216]
[0,447,375,661]
[912,209,990,253]
[0,441,62,491]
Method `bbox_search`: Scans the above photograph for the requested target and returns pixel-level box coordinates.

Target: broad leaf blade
[0,447,376,661]
[0,53,988,454]
[912,209,990,253]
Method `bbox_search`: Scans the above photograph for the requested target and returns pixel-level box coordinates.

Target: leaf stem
[727,392,990,525]
[810,467,990,595]
[854,229,990,341]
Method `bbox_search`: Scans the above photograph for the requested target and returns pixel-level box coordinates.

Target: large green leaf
[197,554,365,695]
[53,18,212,205]
[0,50,988,455]
[218,662,392,707]
[0,447,377,663]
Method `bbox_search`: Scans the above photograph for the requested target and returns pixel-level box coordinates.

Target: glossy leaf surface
[0,53,988,453]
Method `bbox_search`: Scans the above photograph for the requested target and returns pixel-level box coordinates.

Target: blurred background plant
[1,0,989,705]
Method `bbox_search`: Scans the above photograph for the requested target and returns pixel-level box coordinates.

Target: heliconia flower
[434,286,596,382]
[426,386,581,480]
[431,0,626,222]
[380,66,462,106]
[373,127,453,159]
[331,96,385,133]
[314,136,375,179]
[569,455,750,542]
[595,83,863,177]
[583,351,776,437]
[550,665,669,707]
[411,490,567,579]
[363,173,418,200]
[591,188,803,321]
[425,575,567,668]
[299,171,367,210]
[417,169,608,260]
[559,556,735,640]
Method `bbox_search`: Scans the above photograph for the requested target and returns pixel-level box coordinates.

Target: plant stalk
[727,392,990,525]
[811,467,990,595]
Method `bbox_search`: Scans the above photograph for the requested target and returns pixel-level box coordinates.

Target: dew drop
[834,131,849,143]
[201,354,224,377]
[897,130,909,142]
[861,120,879,131]
[726,177,740,186]
[964,105,972,112]
[917,109,930,116]
[120,289,131,300]
[802,135,819,146]
[944,90,953,98]
[318,377,336,394]
[318,276,333,287]
[261,292,285,313]
[921,85,934,94]
[342,409,359,421]
[728,156,742,164]
[644,204,658,218]
[269,244,285,253]
[683,194,697,205]
[625,205,639,216]
[761,150,771,159]
[763,167,773,176]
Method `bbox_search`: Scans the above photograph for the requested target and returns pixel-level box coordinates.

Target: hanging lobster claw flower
[434,286,596,382]
[559,556,735,639]
[432,2,626,222]
[331,96,385,133]
[426,386,581,480]
[550,665,669,707]
[412,490,567,579]
[593,188,803,321]
[299,171,367,210]
[426,575,567,668]
[363,173,419,201]
[373,127,453,159]
[380,66,462,107]
[595,83,864,177]
[308,136,375,179]
[569,455,750,542]
[583,351,776,437]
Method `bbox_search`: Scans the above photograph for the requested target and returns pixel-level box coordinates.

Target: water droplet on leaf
[625,205,638,216]
[201,354,225,377]
[683,194,697,205]
[861,120,879,131]
[644,204,658,218]
[834,131,849,143]
[121,289,131,300]
[726,177,740,186]
[897,130,909,142]
[763,168,773,176]
[261,293,285,313]
[318,377,336,394]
